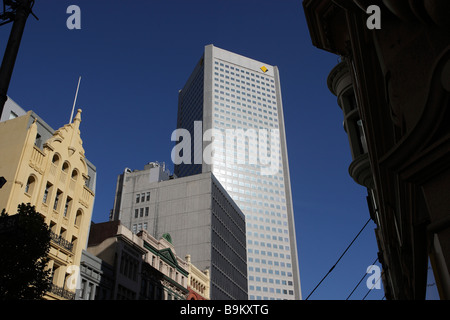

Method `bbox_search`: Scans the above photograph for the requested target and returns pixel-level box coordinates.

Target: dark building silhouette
[303,0,450,299]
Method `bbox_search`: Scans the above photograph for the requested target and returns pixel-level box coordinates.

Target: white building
[173,45,301,300]
[110,165,248,300]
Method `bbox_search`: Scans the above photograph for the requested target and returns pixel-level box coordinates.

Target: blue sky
[1,0,385,300]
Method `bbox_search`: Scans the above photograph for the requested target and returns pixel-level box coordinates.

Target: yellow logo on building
[261,66,268,73]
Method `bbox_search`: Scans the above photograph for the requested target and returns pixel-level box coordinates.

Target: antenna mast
[70,76,81,123]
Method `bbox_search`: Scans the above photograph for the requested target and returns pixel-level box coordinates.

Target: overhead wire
[346,257,378,300]
[362,270,383,300]
[305,217,372,300]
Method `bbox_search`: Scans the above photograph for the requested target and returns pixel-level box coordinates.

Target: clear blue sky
[1,0,385,300]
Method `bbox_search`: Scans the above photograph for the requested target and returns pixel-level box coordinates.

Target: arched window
[71,169,78,180]
[52,154,60,165]
[75,209,83,227]
[25,175,36,195]
[62,162,70,173]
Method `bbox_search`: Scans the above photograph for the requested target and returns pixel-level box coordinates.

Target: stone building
[87,220,190,300]
[303,0,450,299]
[0,98,96,300]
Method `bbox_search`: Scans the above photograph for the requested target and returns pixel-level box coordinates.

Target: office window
[135,209,138,218]
[146,192,150,201]
[145,207,149,216]
[136,194,140,203]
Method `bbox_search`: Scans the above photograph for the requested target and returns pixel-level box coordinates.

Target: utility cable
[305,218,372,300]
[346,257,378,300]
[362,271,383,300]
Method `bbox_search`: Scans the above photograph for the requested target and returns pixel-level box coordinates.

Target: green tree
[0,203,52,299]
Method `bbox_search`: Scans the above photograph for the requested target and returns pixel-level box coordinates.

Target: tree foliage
[0,203,52,300]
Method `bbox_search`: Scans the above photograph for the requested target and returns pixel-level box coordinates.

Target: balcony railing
[50,231,74,252]
[49,284,75,300]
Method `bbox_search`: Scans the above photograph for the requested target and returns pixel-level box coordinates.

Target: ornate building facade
[185,254,210,300]
[303,0,450,299]
[0,102,96,300]
[87,220,191,300]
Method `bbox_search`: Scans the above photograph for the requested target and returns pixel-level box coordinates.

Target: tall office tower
[110,164,248,300]
[173,45,300,300]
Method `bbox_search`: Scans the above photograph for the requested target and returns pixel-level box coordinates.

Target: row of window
[247,257,292,269]
[213,78,276,105]
[120,251,139,281]
[246,223,289,238]
[214,60,275,84]
[51,153,91,188]
[215,168,284,185]
[248,265,293,279]
[247,231,290,246]
[248,248,291,260]
[24,175,83,226]
[248,286,294,296]
[148,254,186,286]
[135,192,150,203]
[222,186,286,209]
[249,276,293,287]
[213,89,276,112]
[247,239,291,255]
[134,206,149,218]
[213,101,278,119]
[213,108,278,127]
[132,222,148,234]
[214,161,284,181]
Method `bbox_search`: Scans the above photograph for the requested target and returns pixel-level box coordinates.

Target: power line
[362,271,383,300]
[305,218,372,300]
[346,257,378,300]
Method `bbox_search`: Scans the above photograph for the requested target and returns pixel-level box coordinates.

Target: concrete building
[110,164,248,300]
[76,249,114,300]
[173,44,300,300]
[0,97,96,300]
[0,96,26,122]
[87,220,189,300]
[303,0,450,299]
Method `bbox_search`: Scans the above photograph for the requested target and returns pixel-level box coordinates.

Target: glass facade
[174,60,204,178]
[175,45,300,300]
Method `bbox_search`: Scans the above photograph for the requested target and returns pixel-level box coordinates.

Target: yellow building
[0,103,96,300]
[185,254,210,300]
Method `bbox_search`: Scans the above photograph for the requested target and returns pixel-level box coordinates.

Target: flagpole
[70,76,81,123]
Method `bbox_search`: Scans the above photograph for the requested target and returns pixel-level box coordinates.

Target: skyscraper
[110,164,248,300]
[173,45,301,300]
